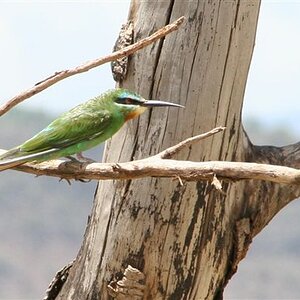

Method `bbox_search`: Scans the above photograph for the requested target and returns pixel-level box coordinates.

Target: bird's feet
[65,155,81,163]
[76,152,96,163]
[65,153,96,163]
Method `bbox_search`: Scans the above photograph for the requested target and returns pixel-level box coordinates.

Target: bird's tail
[0,148,28,171]
[0,148,59,171]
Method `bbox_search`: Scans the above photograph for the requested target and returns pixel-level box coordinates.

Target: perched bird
[0,88,183,171]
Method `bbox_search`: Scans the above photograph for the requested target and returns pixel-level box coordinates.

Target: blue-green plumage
[0,88,183,171]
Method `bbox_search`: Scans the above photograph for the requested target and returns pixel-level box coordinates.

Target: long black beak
[142,99,184,108]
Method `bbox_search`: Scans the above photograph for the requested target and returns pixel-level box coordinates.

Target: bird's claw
[65,153,96,164]
[65,156,81,163]
[76,152,96,163]
[77,178,92,183]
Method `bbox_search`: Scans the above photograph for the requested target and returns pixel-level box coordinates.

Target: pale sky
[0,1,299,135]
[244,1,300,134]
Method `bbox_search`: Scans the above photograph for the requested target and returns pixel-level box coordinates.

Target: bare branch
[154,126,226,159]
[7,159,299,185]
[0,128,299,185]
[0,16,185,117]
[251,142,300,169]
[44,260,74,300]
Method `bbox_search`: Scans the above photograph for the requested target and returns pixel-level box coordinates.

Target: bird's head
[112,89,184,121]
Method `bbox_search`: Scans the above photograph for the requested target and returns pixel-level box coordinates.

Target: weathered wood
[56,1,300,299]
[5,156,300,185]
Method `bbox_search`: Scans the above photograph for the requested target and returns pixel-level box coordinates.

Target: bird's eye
[124,98,132,104]
[116,97,135,105]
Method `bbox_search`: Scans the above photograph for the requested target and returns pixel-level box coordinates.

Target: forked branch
[0,127,299,186]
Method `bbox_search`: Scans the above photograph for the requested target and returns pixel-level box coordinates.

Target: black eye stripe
[116,97,140,105]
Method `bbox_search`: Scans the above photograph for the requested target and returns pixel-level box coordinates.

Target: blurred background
[0,1,299,299]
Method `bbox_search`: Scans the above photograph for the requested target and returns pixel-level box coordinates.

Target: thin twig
[0,16,185,117]
[155,126,226,159]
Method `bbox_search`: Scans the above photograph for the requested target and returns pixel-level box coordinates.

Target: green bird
[0,88,183,171]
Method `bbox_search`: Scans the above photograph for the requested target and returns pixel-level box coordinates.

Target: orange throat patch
[125,106,147,121]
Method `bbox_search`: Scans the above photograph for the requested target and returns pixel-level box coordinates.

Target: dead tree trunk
[56,1,300,299]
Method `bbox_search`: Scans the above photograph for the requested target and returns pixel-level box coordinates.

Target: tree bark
[56,1,300,299]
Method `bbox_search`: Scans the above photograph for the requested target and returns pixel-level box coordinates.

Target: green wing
[20,105,113,154]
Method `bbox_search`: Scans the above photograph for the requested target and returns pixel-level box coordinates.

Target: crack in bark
[214,1,236,130]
